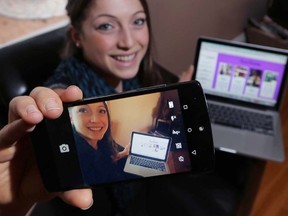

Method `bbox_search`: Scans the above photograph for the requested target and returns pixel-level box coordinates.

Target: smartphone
[31,81,214,192]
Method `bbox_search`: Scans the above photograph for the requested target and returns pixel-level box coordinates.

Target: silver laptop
[193,37,288,162]
[124,131,171,177]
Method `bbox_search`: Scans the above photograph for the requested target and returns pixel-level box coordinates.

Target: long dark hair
[97,102,119,158]
[71,102,119,158]
[63,0,163,87]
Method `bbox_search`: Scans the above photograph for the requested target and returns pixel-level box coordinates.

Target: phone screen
[32,81,214,191]
[67,89,192,185]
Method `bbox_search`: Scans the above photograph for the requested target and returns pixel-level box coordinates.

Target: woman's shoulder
[44,56,81,87]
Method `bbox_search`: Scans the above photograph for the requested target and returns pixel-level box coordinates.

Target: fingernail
[45,99,61,111]
[81,199,94,211]
[27,125,36,132]
[26,105,40,114]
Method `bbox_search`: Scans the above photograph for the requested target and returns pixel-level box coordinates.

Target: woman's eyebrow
[91,10,145,21]
[98,105,106,109]
[133,10,145,16]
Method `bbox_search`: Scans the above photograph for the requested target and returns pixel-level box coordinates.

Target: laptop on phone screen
[193,37,288,162]
[124,132,171,177]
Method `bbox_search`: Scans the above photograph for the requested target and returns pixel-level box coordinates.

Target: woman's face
[70,102,109,146]
[76,0,149,81]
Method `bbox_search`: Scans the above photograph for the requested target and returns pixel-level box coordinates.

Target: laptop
[124,131,172,177]
[193,37,288,162]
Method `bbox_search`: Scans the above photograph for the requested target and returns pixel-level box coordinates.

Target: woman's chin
[114,67,139,80]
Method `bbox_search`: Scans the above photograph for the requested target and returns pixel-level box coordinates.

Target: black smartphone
[31,81,214,192]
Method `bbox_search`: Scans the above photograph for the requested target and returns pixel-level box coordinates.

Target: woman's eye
[134,18,146,26]
[97,23,113,31]
[99,109,107,114]
[78,108,88,113]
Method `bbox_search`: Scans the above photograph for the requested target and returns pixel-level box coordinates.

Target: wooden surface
[0,15,68,47]
[248,86,288,216]
[235,84,288,216]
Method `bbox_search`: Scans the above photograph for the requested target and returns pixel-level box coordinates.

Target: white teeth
[114,54,135,62]
[89,127,102,132]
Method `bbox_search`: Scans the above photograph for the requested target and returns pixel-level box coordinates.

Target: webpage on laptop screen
[131,133,170,160]
[195,41,287,107]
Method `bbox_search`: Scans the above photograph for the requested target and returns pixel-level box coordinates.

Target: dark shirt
[73,130,124,186]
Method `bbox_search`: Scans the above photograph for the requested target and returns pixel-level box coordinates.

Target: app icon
[178,156,185,162]
[175,142,182,149]
[168,101,174,108]
[171,115,177,121]
[172,130,180,135]
[59,144,70,153]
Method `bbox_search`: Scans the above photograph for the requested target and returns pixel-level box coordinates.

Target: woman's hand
[113,144,131,162]
[178,65,194,82]
[0,85,93,215]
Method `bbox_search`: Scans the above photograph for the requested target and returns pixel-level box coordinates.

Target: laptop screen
[194,38,288,107]
[130,132,171,161]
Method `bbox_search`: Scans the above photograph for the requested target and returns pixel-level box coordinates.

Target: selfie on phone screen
[68,89,192,185]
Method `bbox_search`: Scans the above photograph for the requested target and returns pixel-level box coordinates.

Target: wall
[147,0,269,75]
[108,93,161,146]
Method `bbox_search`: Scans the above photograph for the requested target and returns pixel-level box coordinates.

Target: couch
[0,26,66,125]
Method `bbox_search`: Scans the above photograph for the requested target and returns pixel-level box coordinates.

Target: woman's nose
[90,114,97,122]
[118,27,134,50]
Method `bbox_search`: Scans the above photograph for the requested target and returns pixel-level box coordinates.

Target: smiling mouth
[88,127,103,132]
[112,53,136,62]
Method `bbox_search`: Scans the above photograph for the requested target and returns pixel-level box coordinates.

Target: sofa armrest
[0,26,67,125]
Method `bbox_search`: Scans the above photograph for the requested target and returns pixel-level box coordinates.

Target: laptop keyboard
[208,103,274,136]
[130,156,166,171]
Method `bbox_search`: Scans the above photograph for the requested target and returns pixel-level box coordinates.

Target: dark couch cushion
[0,26,67,125]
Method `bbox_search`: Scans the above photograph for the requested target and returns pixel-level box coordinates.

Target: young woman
[0,0,193,215]
[44,1,194,214]
[45,0,191,97]
[69,102,133,185]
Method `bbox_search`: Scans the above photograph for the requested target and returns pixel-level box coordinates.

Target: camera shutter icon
[59,144,70,153]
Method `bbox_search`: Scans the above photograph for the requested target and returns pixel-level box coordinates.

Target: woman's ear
[69,25,81,48]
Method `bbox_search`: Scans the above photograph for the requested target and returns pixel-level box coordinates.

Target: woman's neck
[114,81,123,93]
[86,59,123,92]
[88,140,98,150]
[100,72,123,93]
